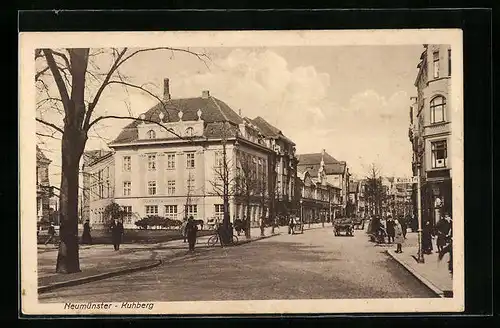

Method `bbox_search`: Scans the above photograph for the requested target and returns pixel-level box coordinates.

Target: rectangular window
[123,206,133,224]
[166,153,176,169]
[186,152,195,168]
[123,156,131,172]
[147,154,156,171]
[148,181,157,195]
[167,180,176,195]
[433,51,440,79]
[431,140,447,168]
[214,204,224,221]
[123,181,131,196]
[186,178,195,193]
[185,205,198,219]
[145,205,158,216]
[214,151,224,167]
[165,205,178,220]
[430,96,446,124]
[448,49,451,76]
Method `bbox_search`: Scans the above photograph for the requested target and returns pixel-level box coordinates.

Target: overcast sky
[37,45,424,186]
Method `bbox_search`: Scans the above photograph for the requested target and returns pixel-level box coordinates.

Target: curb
[37,232,282,293]
[38,259,162,294]
[386,250,446,298]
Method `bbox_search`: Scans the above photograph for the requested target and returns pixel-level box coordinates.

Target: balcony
[426,168,451,180]
[424,121,451,137]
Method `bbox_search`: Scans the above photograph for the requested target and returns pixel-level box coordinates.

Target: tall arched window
[147,130,156,139]
[430,96,446,124]
[185,127,194,137]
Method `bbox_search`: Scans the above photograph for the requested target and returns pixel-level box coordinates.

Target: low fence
[37,228,213,245]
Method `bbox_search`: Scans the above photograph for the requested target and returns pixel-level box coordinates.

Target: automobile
[333,218,354,237]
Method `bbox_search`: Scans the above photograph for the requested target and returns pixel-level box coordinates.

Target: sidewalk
[38,225,295,293]
[386,232,453,298]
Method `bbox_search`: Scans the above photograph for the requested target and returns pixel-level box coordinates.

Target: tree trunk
[56,132,85,273]
[220,196,231,245]
[245,196,251,239]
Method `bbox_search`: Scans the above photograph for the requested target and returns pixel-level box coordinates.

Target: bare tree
[208,122,236,244]
[364,163,385,217]
[35,47,208,273]
[234,152,261,239]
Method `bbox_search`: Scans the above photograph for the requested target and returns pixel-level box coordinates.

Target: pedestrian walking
[288,216,295,235]
[259,216,265,237]
[81,219,92,245]
[110,219,124,251]
[186,216,198,252]
[436,213,452,253]
[422,220,433,254]
[180,218,188,243]
[401,216,408,239]
[44,222,56,245]
[394,219,404,253]
[386,216,395,244]
[438,212,453,274]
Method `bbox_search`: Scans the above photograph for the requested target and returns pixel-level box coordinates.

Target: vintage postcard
[20,29,464,315]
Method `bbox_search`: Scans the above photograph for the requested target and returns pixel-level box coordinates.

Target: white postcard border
[20,29,464,315]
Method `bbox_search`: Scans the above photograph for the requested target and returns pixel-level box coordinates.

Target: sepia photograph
[20,29,464,315]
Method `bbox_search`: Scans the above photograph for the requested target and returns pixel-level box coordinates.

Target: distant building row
[81,78,353,228]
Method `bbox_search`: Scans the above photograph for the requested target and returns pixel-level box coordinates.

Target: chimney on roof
[202,90,210,99]
[239,109,242,117]
[163,78,171,101]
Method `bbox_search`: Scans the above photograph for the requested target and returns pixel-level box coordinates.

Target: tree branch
[42,49,70,113]
[35,66,51,81]
[84,80,171,131]
[36,118,64,134]
[117,47,210,70]
[36,132,61,140]
[51,50,72,71]
[84,48,128,128]
[87,115,189,142]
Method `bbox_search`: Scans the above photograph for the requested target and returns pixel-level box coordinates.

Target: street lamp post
[416,163,425,263]
[300,199,304,233]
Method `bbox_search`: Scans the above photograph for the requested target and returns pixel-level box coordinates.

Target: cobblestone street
[39,226,436,302]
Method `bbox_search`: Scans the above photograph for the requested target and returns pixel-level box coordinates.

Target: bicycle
[207,232,238,247]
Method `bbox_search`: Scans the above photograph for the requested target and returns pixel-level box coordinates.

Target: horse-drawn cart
[333,218,354,236]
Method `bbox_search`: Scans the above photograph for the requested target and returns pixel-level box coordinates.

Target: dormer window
[147,130,156,139]
[185,127,194,137]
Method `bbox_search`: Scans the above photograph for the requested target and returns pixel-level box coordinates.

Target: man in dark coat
[186,216,199,252]
[422,220,433,254]
[401,216,409,239]
[81,219,92,245]
[110,219,124,251]
[436,213,452,253]
[386,216,395,244]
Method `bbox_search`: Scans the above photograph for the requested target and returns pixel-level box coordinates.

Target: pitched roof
[324,162,346,175]
[297,152,346,175]
[250,116,295,145]
[36,146,51,164]
[110,95,244,145]
[83,150,114,166]
[297,152,338,165]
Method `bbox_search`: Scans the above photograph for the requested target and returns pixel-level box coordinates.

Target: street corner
[38,258,163,294]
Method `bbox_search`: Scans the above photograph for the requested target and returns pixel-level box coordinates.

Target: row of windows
[144,204,201,219]
[122,179,196,196]
[146,127,194,140]
[122,153,196,172]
